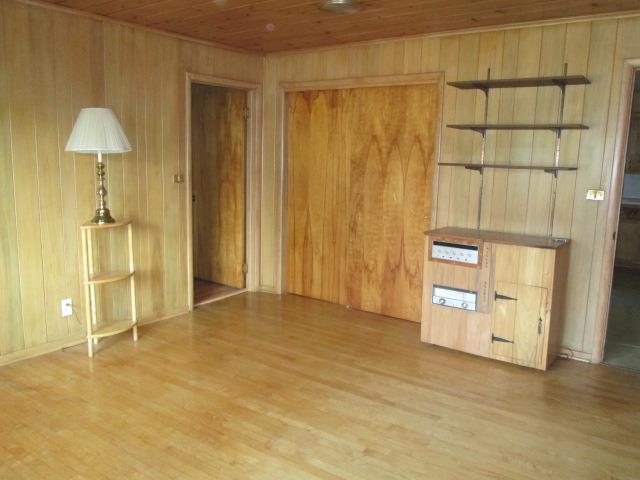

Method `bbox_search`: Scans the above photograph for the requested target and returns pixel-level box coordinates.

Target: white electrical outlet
[61,298,73,317]
[586,189,605,201]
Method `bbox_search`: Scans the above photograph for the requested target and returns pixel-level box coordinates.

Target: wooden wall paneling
[162,35,183,310]
[487,29,520,231]
[345,46,368,79]
[103,22,126,324]
[474,31,505,229]
[5,1,47,348]
[120,25,141,323]
[554,21,591,238]
[419,37,441,74]
[144,32,166,318]
[525,24,566,236]
[0,0,262,363]
[586,18,640,357]
[449,34,480,229]
[434,36,460,228]
[264,17,640,359]
[503,27,542,234]
[30,6,69,341]
[563,20,618,352]
[133,28,150,320]
[323,49,350,80]
[70,16,105,334]
[53,10,82,337]
[0,0,24,354]
[403,38,423,75]
[260,58,279,292]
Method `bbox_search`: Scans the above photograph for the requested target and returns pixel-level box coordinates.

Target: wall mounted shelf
[443,65,589,234]
[438,162,578,174]
[447,123,588,133]
[447,74,590,91]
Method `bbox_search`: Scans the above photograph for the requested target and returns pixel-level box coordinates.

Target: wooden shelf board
[447,75,590,90]
[85,270,134,285]
[90,320,136,339]
[438,163,577,172]
[81,219,132,230]
[425,227,570,250]
[447,123,588,132]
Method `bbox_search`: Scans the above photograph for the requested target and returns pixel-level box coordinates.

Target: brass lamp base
[91,207,116,224]
[90,154,116,224]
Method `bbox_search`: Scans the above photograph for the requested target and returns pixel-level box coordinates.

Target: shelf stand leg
[87,229,99,346]
[127,223,138,342]
[81,230,94,358]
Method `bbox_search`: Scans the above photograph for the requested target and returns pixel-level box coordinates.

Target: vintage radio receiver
[430,240,480,266]
[432,285,477,311]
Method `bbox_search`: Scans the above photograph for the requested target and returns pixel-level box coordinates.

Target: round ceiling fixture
[319,0,362,14]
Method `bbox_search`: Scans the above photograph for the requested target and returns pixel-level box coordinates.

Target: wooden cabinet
[421,228,569,370]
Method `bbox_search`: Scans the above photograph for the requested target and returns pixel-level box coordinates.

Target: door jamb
[185,73,262,311]
[592,59,640,363]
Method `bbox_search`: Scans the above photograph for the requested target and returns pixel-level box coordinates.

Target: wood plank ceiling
[39,0,640,52]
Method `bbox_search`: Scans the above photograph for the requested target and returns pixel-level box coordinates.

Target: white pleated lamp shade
[65,108,131,154]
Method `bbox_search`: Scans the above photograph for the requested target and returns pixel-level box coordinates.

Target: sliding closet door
[192,85,246,289]
[286,83,439,322]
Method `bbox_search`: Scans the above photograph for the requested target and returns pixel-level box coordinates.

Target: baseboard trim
[0,309,189,367]
[558,348,593,363]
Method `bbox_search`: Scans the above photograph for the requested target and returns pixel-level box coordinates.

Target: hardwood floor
[193,278,242,305]
[1,293,639,479]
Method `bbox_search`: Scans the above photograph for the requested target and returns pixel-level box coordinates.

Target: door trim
[276,72,445,295]
[592,59,640,363]
[185,73,262,311]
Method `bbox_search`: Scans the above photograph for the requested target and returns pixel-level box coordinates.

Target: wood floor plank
[1,292,639,479]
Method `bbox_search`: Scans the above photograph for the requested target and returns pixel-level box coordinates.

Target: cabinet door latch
[492,334,514,344]
[538,318,542,335]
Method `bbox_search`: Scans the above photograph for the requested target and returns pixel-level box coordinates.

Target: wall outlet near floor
[586,189,605,201]
[61,298,73,317]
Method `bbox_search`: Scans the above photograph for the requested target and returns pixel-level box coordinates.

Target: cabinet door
[492,281,548,367]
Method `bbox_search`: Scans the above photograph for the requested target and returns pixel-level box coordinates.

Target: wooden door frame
[592,59,640,363]
[276,72,445,295]
[185,73,262,310]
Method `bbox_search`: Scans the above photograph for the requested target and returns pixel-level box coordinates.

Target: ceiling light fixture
[320,0,362,14]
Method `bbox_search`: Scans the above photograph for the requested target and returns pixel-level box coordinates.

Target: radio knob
[438,298,446,305]
[462,302,468,309]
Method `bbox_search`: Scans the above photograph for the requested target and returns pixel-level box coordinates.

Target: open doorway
[604,71,640,371]
[190,82,247,306]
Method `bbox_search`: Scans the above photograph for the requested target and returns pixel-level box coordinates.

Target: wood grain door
[191,84,246,289]
[492,281,548,367]
[286,84,439,321]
